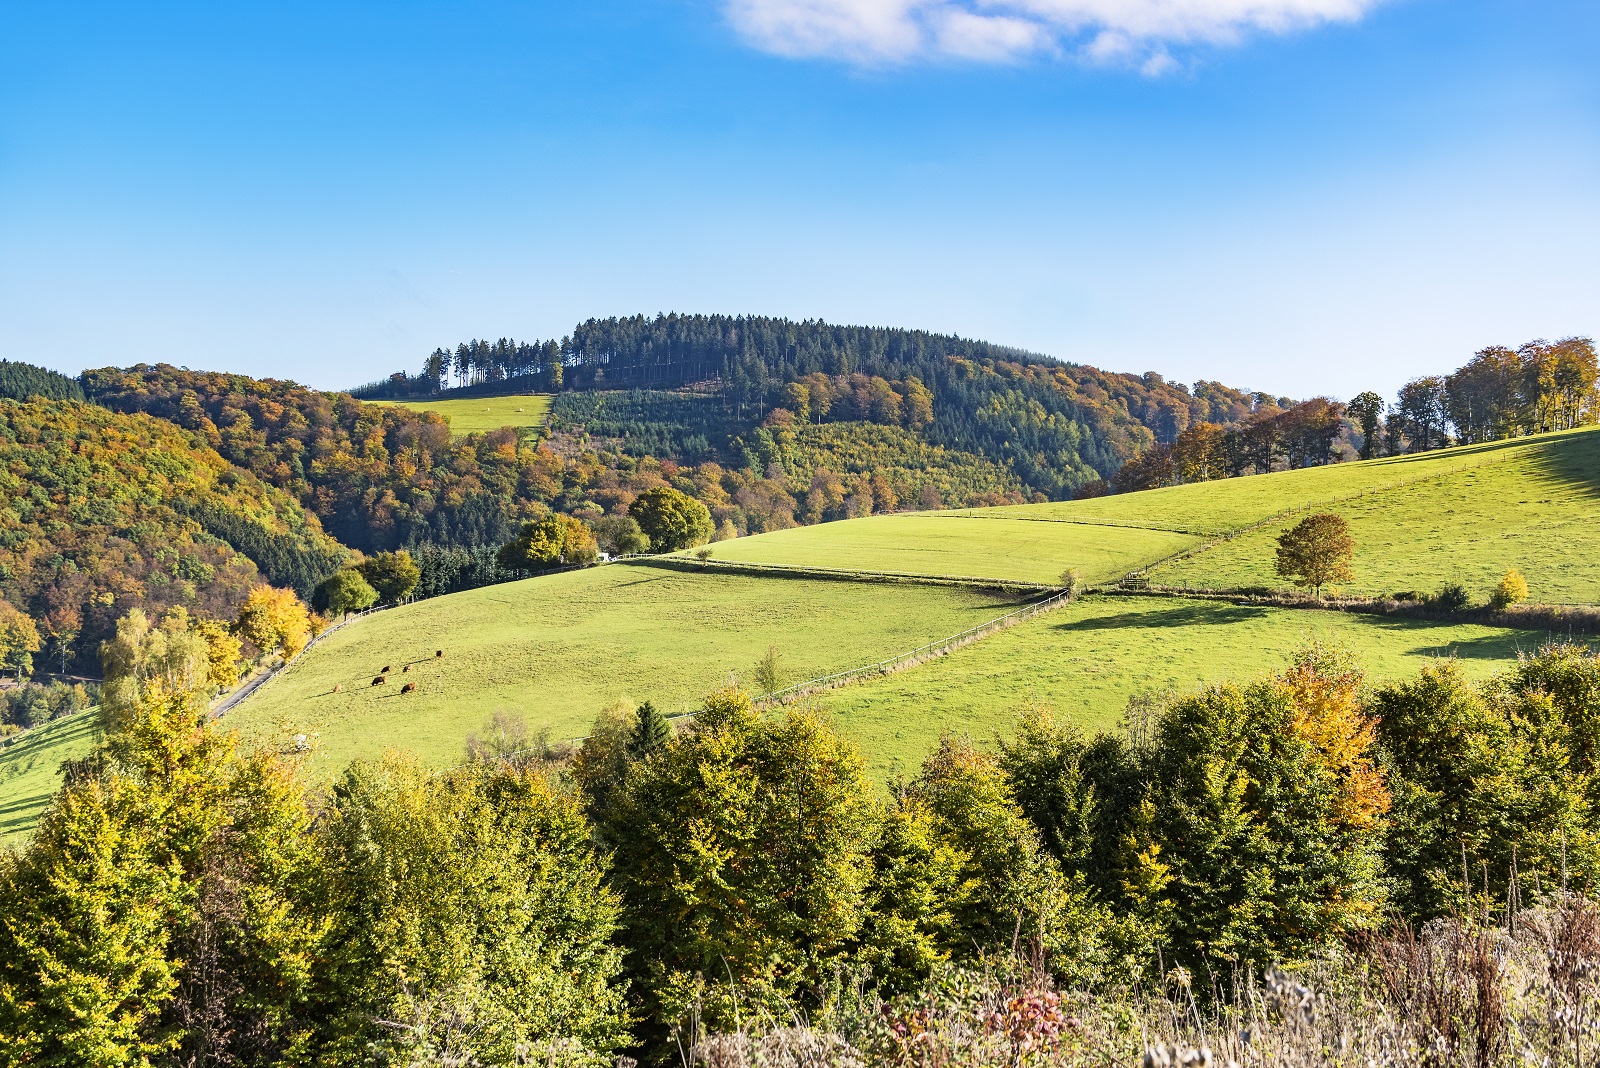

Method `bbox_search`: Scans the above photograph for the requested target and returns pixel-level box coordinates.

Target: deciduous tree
[629,486,713,552]
[1275,513,1355,597]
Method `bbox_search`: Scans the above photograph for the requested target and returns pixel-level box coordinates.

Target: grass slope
[229,563,1025,778]
[817,594,1565,782]
[969,433,1565,534]
[0,711,102,838]
[700,514,1201,586]
[371,394,552,436]
[1152,428,1600,603]
[705,429,1600,600]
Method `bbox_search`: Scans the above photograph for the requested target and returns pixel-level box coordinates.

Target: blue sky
[1,0,1595,400]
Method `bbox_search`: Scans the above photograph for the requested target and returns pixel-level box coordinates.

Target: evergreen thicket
[0,359,83,403]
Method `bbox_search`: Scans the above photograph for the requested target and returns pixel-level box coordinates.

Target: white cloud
[724,0,1385,67]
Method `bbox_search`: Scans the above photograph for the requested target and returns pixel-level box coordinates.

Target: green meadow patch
[1152,428,1600,603]
[0,711,102,838]
[816,594,1563,782]
[370,393,553,436]
[698,513,1201,586]
[229,563,1024,779]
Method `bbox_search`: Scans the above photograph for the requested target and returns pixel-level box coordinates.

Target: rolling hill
[3,423,1597,833]
[0,397,350,669]
[702,427,1599,599]
[199,428,1600,782]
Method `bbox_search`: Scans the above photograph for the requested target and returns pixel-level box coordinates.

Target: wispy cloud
[724,0,1385,69]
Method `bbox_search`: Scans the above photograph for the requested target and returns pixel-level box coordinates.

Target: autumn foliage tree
[1275,513,1355,597]
[233,585,315,661]
[496,514,599,571]
[0,601,41,681]
[629,486,713,552]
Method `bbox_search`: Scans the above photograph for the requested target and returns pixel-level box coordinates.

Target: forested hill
[0,398,350,671]
[369,314,1268,498]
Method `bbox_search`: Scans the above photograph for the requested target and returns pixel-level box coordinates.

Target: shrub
[597,690,879,1030]
[1491,567,1531,609]
[1432,582,1472,612]
[314,756,628,1062]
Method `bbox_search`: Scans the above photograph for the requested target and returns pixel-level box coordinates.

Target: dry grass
[686,896,1600,1068]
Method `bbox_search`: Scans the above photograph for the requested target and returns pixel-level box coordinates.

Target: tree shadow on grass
[1529,428,1600,502]
[1053,603,1273,632]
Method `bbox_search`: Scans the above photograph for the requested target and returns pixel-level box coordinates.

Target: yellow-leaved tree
[234,585,317,661]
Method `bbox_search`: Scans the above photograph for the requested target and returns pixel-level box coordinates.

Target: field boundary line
[1090,585,1600,635]
[756,585,1079,708]
[633,555,1056,595]
[209,603,391,719]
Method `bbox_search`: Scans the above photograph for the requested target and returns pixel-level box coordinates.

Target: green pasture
[228,563,1025,779]
[1152,428,1600,604]
[698,513,1201,586]
[966,431,1571,534]
[370,394,552,436]
[816,594,1566,782]
[0,711,102,838]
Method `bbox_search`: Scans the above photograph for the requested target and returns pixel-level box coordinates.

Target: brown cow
[372,675,386,686]
[402,664,410,673]
[401,682,415,694]
[380,664,392,674]
[435,650,443,658]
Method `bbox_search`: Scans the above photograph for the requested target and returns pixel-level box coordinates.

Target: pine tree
[627,701,671,758]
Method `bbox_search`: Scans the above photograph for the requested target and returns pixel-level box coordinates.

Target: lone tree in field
[1275,514,1354,597]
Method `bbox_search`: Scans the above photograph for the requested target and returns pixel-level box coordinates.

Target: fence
[209,602,392,719]
[756,584,1079,708]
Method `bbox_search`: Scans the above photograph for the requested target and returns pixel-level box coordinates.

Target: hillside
[0,397,349,671]
[815,594,1552,781]
[4,422,1597,834]
[704,428,1597,598]
[1152,427,1600,601]
[368,314,1268,497]
[226,563,1022,777]
[230,426,1600,781]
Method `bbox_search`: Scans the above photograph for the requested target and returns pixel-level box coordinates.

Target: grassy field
[698,513,1202,586]
[965,432,1574,533]
[370,394,552,436]
[228,563,1026,779]
[1152,428,1600,603]
[815,594,1567,782]
[0,711,102,839]
[697,430,1595,592]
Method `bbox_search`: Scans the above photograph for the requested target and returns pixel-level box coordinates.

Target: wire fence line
[758,585,1079,708]
[209,603,392,720]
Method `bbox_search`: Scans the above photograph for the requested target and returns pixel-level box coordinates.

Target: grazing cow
[380,664,392,674]
[435,650,443,658]
[372,675,386,686]
[332,683,342,693]
[402,664,410,673]
[401,682,415,694]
